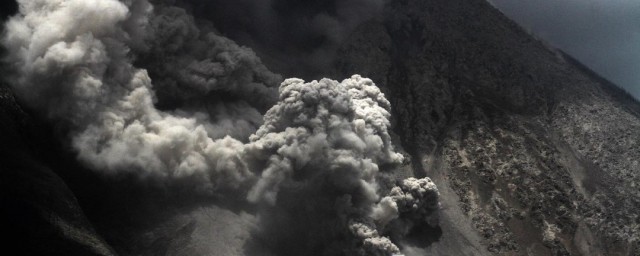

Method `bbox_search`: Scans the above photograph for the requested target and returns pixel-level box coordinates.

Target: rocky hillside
[1,0,639,255]
[334,0,639,255]
[0,84,116,256]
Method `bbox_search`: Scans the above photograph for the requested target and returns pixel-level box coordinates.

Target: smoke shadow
[401,222,443,250]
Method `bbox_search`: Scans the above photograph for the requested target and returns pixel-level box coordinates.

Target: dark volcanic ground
[1,0,639,255]
[333,0,639,255]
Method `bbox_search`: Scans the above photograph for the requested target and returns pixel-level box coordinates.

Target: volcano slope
[333,0,639,255]
[1,0,639,255]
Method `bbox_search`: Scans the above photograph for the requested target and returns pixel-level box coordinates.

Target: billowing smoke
[139,3,282,112]
[247,76,403,204]
[166,0,387,78]
[244,77,439,255]
[1,0,438,254]
[3,0,268,193]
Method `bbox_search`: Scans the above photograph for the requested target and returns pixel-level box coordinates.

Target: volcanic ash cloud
[1,0,439,255]
[2,0,276,193]
[244,76,439,255]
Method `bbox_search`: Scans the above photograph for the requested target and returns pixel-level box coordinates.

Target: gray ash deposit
[1,0,638,255]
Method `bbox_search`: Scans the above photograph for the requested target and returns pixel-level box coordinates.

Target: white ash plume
[246,75,403,204]
[1,0,265,193]
[245,76,439,255]
[349,221,401,255]
[244,75,405,255]
[2,0,439,255]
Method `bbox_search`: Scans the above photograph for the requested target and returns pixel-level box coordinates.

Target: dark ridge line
[558,50,640,117]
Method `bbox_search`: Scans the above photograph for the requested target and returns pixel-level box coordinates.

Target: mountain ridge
[0,0,639,255]
[333,0,639,254]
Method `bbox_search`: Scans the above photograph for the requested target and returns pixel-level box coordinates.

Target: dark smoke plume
[1,0,438,254]
[166,0,387,78]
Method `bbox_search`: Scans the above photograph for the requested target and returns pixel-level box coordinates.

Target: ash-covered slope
[334,0,639,255]
[1,0,639,255]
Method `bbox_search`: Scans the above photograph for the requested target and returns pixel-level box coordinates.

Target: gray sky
[488,0,640,100]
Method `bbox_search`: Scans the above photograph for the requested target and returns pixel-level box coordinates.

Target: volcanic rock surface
[1,0,639,255]
[333,0,639,255]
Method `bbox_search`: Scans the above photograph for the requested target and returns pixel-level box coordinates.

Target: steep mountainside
[0,85,116,256]
[334,0,639,255]
[1,0,639,255]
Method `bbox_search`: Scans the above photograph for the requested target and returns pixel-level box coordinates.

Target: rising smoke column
[242,76,440,255]
[247,76,403,204]
[1,0,439,255]
[1,0,275,193]
[172,0,387,78]
[139,3,282,112]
